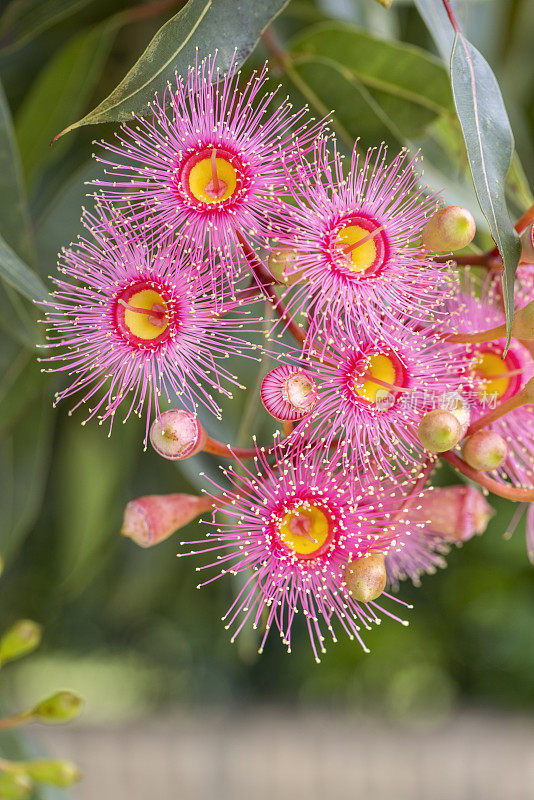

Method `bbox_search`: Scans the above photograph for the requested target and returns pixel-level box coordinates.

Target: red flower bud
[422,205,476,252]
[411,485,494,542]
[462,430,507,471]
[122,493,214,547]
[149,409,207,460]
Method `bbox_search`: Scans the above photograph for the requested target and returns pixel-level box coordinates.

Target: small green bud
[0,772,33,799]
[422,206,476,252]
[0,620,42,666]
[462,430,507,471]
[344,554,387,603]
[24,760,81,787]
[418,410,461,453]
[32,690,83,723]
[267,249,304,285]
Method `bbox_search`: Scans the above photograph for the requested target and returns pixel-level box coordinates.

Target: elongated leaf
[290,22,453,146]
[57,0,290,136]
[15,18,119,187]
[0,0,92,53]
[450,35,520,332]
[0,232,48,302]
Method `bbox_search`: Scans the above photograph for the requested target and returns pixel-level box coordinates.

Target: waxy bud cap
[150,409,207,460]
[0,620,42,666]
[462,430,507,471]
[344,554,387,603]
[261,365,318,421]
[32,690,83,723]
[24,760,81,787]
[422,206,476,252]
[411,485,494,542]
[122,493,215,547]
[418,409,461,453]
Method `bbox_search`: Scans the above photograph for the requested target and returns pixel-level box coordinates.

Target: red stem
[236,232,306,346]
[203,436,257,460]
[466,391,525,436]
[441,451,534,501]
[441,0,461,33]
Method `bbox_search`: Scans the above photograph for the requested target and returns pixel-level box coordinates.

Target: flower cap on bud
[0,620,42,666]
[24,760,81,788]
[439,392,470,439]
[417,409,461,453]
[149,409,207,460]
[344,553,387,603]
[422,205,476,252]
[462,430,507,471]
[520,224,534,265]
[122,493,214,548]
[267,249,303,285]
[411,485,494,542]
[32,690,83,723]
[261,365,318,421]
[0,772,33,799]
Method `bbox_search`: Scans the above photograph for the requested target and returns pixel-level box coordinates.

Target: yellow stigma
[336,224,377,272]
[123,289,168,340]
[188,156,237,203]
[473,351,510,399]
[279,505,330,556]
[353,353,396,403]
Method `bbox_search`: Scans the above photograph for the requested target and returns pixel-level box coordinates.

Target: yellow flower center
[279,505,330,557]
[473,351,510,400]
[188,155,237,203]
[352,353,397,403]
[121,288,168,341]
[336,224,378,273]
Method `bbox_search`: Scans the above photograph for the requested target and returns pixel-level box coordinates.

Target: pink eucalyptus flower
[288,318,466,479]
[268,139,457,344]
[448,288,534,488]
[93,54,326,269]
[181,436,418,661]
[40,204,261,442]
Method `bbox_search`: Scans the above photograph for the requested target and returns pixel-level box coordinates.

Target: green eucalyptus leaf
[0,0,92,54]
[450,34,520,338]
[0,233,48,303]
[15,17,120,188]
[56,0,290,136]
[289,22,453,148]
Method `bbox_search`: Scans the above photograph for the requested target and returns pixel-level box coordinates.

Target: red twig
[441,451,534,501]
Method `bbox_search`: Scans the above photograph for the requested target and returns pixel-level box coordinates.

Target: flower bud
[520,224,534,264]
[422,206,476,252]
[344,554,387,603]
[24,760,81,787]
[0,772,33,799]
[462,429,507,471]
[267,249,303,285]
[261,365,318,421]
[438,391,470,439]
[32,690,83,723]
[418,409,461,453]
[122,493,214,548]
[149,409,207,460]
[411,486,494,542]
[0,620,42,666]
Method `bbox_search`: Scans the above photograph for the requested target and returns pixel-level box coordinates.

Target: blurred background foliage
[1,0,534,744]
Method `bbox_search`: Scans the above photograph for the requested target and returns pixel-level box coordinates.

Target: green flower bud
[462,430,507,471]
[344,554,387,603]
[32,690,83,723]
[0,772,33,799]
[422,206,476,252]
[418,410,461,453]
[24,760,81,787]
[267,249,304,285]
[0,620,42,666]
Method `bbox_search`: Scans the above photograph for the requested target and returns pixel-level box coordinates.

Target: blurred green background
[1,0,534,738]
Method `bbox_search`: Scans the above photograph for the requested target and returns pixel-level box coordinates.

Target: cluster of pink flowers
[42,54,534,660]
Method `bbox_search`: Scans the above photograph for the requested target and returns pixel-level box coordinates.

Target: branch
[441,451,534,501]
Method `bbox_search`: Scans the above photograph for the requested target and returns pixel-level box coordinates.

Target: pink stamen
[118,298,167,328]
